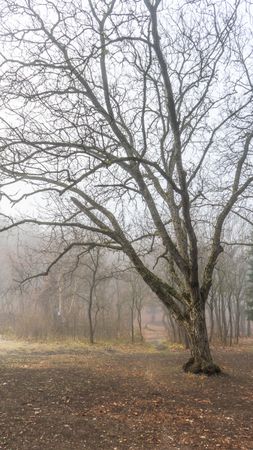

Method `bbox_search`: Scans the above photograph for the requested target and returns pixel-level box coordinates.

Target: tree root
[183,357,221,375]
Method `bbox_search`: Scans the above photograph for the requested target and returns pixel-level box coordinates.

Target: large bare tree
[0,0,252,373]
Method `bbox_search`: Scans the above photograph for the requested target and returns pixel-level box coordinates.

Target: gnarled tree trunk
[183,302,220,375]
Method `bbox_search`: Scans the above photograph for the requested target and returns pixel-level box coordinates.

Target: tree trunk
[87,286,95,344]
[130,299,135,344]
[214,296,223,342]
[116,302,122,339]
[247,319,251,337]
[209,302,214,343]
[183,329,190,350]
[169,315,176,342]
[88,302,94,344]
[221,295,228,345]
[163,313,176,342]
[227,295,233,347]
[234,296,240,344]
[183,303,221,375]
[208,289,214,343]
[136,308,144,342]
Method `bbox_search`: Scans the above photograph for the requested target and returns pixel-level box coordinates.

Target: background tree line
[0,224,251,346]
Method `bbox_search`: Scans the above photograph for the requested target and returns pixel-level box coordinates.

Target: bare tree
[210,247,248,345]
[0,0,253,374]
[127,270,147,343]
[76,248,110,344]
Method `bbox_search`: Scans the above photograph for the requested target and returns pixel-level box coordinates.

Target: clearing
[0,339,252,449]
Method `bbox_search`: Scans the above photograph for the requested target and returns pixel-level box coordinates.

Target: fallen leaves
[0,339,252,449]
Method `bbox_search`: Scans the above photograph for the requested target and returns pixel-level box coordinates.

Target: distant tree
[127,271,147,343]
[246,245,253,322]
[72,247,112,344]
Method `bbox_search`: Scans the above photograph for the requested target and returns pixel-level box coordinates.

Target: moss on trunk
[183,302,221,375]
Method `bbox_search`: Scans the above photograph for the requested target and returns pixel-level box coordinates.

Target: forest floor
[0,338,252,450]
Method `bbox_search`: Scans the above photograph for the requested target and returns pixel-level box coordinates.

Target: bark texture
[183,304,221,375]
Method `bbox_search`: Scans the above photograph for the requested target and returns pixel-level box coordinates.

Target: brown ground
[0,339,252,450]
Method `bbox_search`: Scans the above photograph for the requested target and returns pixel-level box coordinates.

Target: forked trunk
[183,303,221,375]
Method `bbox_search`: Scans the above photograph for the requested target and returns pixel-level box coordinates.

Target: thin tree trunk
[115,280,122,339]
[208,289,214,343]
[227,295,233,347]
[214,295,223,342]
[169,315,176,342]
[73,313,76,341]
[88,297,94,344]
[136,308,144,342]
[235,296,240,344]
[247,319,251,337]
[221,295,228,345]
[209,302,214,343]
[87,280,96,344]
[163,313,176,342]
[130,301,135,344]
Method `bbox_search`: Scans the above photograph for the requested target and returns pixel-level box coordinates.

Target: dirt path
[0,339,252,449]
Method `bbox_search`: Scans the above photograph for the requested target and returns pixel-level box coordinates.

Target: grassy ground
[0,338,252,449]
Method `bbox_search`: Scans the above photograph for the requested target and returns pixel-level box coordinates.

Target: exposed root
[183,357,221,376]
